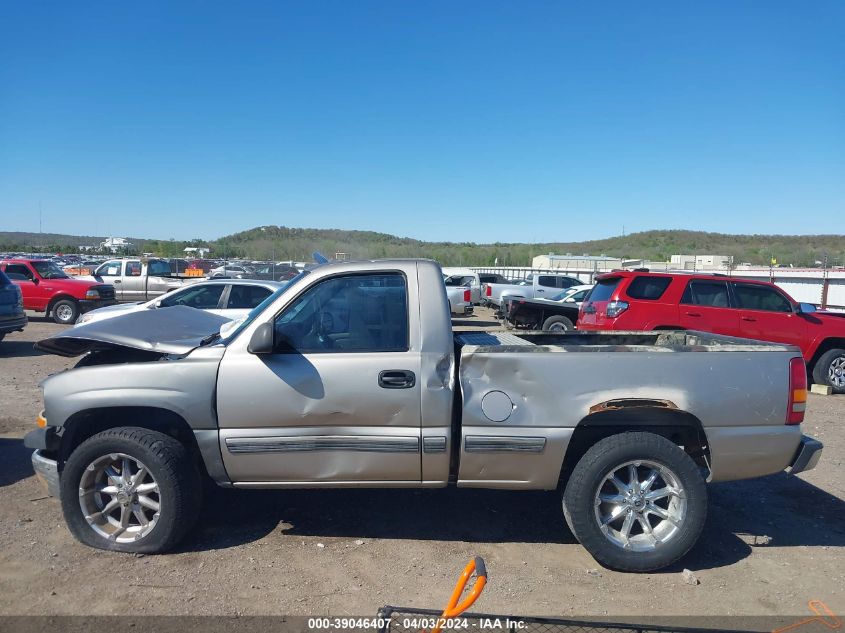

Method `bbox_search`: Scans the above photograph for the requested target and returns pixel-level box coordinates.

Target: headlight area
[84,288,101,300]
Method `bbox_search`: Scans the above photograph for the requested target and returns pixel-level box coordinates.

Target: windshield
[31,261,70,279]
[219,270,310,342]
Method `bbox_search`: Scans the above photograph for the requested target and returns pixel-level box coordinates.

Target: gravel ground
[0,309,842,622]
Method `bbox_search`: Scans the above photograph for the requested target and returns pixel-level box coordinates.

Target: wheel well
[809,338,845,372]
[560,407,710,485]
[46,294,77,315]
[58,407,205,475]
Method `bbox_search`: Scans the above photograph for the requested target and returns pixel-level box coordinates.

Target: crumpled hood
[35,305,230,357]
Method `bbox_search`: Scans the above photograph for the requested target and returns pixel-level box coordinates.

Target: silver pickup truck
[26,259,822,572]
[76,258,193,301]
[483,273,583,308]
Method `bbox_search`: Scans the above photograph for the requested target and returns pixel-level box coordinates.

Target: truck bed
[455,329,798,352]
[453,329,803,488]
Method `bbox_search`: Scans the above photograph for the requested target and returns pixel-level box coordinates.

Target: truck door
[119,260,145,301]
[679,280,739,335]
[731,282,807,348]
[93,260,127,300]
[534,275,560,298]
[215,269,423,484]
[3,263,49,310]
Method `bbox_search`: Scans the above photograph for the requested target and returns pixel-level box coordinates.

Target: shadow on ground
[0,438,33,487]
[0,340,45,358]
[185,473,842,573]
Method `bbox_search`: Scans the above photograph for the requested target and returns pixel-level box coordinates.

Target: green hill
[1,227,843,268]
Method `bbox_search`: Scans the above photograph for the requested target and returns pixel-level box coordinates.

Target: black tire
[563,432,707,572]
[51,299,79,325]
[60,427,202,553]
[812,348,845,395]
[542,315,574,332]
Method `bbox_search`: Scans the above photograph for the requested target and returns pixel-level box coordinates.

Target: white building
[100,237,134,253]
[184,247,211,257]
[532,253,624,271]
[669,254,733,271]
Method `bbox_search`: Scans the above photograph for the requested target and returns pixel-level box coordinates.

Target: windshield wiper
[200,331,221,346]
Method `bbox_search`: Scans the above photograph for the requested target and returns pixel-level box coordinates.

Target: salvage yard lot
[0,308,843,618]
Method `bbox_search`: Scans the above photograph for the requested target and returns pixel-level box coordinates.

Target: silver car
[76,279,284,325]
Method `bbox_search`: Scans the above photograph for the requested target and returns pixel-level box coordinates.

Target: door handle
[113,279,122,284]
[378,370,416,389]
[685,311,702,317]
[741,316,757,322]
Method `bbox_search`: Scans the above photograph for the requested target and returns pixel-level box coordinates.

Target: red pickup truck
[0,259,117,325]
[578,270,845,393]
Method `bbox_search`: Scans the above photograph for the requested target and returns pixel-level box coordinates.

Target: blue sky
[1,1,843,243]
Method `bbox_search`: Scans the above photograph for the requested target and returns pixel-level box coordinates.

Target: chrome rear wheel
[593,460,687,552]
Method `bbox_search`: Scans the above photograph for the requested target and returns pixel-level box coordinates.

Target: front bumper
[79,299,118,313]
[31,450,60,497]
[0,313,28,334]
[787,435,823,475]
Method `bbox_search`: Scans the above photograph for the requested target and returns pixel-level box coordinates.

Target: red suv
[578,271,845,393]
[0,259,117,324]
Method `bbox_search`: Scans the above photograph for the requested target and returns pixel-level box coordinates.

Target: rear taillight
[605,300,629,318]
[787,357,807,424]
[463,289,471,303]
[485,285,491,297]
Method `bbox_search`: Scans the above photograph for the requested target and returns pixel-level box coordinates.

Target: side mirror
[31,277,39,285]
[247,323,275,354]
[797,302,817,314]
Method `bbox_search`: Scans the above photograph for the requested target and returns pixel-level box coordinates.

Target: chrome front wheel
[78,453,161,543]
[61,427,202,553]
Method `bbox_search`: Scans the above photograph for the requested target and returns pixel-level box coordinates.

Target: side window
[160,285,225,309]
[126,261,142,277]
[274,273,409,353]
[147,260,172,277]
[681,281,730,307]
[732,283,792,313]
[227,285,273,309]
[96,260,122,276]
[537,276,558,288]
[4,264,33,280]
[557,277,579,289]
[625,276,672,300]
